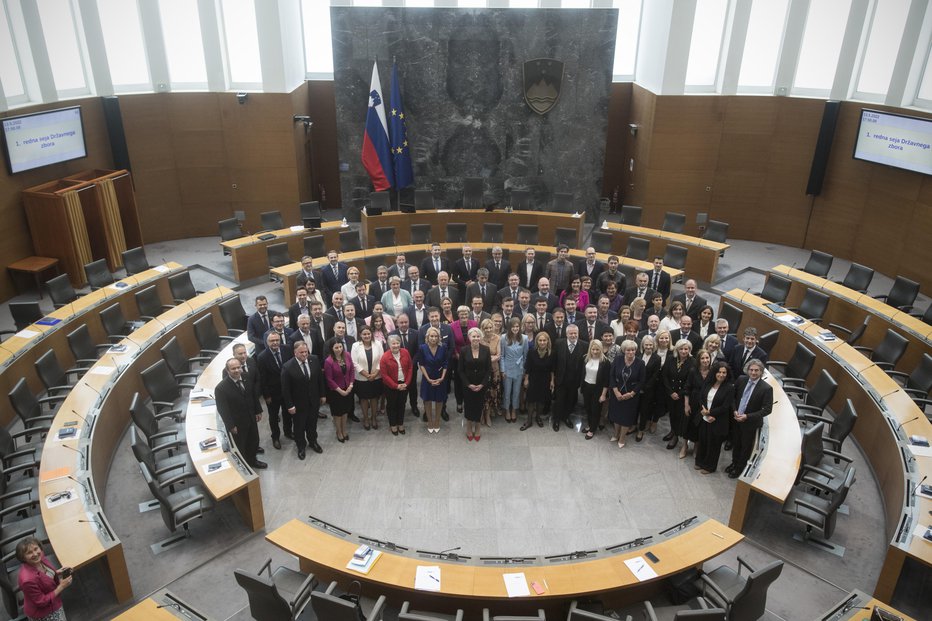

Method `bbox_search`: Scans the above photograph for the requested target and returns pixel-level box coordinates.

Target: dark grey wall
[331,7,617,221]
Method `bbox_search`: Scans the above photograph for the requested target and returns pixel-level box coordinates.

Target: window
[612,0,641,80]
[158,0,208,88]
[560,0,590,7]
[855,0,910,98]
[737,0,788,90]
[0,3,26,101]
[220,0,262,87]
[685,0,728,88]
[794,0,851,93]
[508,0,539,7]
[458,0,488,7]
[302,0,334,77]
[36,0,88,95]
[97,0,150,91]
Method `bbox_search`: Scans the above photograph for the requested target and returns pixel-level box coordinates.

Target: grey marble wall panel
[332,8,617,222]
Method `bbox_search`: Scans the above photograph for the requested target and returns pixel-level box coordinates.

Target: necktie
[411,281,416,294]
[588,325,594,341]
[434,259,440,273]
[338,309,344,321]
[333,265,338,278]
[653,271,659,290]
[401,333,407,348]
[638,288,644,298]
[512,289,517,301]
[465,259,471,272]
[480,285,486,297]
[274,351,282,368]
[738,380,756,414]
[237,380,245,393]
[243,363,248,374]
[743,348,750,364]
[302,361,310,379]
[569,342,575,354]
[686,297,692,311]
[361,298,366,312]
[538,316,545,330]
[441,288,447,300]
[262,314,269,330]
[496,261,500,271]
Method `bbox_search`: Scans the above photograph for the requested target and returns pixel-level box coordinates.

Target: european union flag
[389,63,414,189]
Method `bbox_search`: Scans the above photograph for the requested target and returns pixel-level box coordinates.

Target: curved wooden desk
[38,287,238,604]
[360,209,585,249]
[820,589,918,621]
[268,515,741,616]
[602,222,728,284]
[0,262,185,427]
[273,243,685,309]
[221,221,345,282]
[112,588,216,621]
[720,289,931,602]
[769,265,931,373]
[184,334,264,531]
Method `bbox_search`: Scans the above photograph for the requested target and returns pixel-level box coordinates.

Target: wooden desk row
[720,289,931,602]
[0,262,185,427]
[819,589,918,620]
[273,243,685,308]
[184,333,264,532]
[268,515,741,616]
[360,209,585,249]
[220,220,345,282]
[603,222,729,284]
[112,588,216,621]
[38,287,238,604]
[770,265,931,374]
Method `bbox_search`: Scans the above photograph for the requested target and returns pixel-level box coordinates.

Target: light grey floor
[1,210,928,621]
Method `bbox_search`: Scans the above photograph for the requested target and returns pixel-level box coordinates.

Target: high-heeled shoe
[520,422,532,431]
[337,436,346,443]
[391,429,399,436]
[467,433,474,441]
[635,432,644,442]
[662,431,674,442]
[678,445,687,459]
[474,435,480,441]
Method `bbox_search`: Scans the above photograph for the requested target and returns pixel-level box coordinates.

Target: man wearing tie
[216,358,266,469]
[288,288,312,330]
[577,305,608,344]
[716,319,740,360]
[263,313,293,350]
[552,324,586,431]
[389,313,421,418]
[545,308,568,344]
[452,245,480,289]
[420,243,451,284]
[387,253,410,279]
[496,273,523,312]
[426,271,460,309]
[648,256,672,304]
[672,279,709,323]
[728,327,769,378]
[520,247,543,292]
[352,282,376,319]
[727,358,773,478]
[531,277,559,313]
[281,341,326,460]
[325,292,346,323]
[533,299,552,332]
[232,343,265,463]
[406,290,429,330]
[309,301,335,343]
[368,265,391,300]
[469,296,491,323]
[295,256,317,291]
[258,332,291,449]
[246,296,274,352]
[466,268,497,313]
[485,246,511,290]
[406,266,431,297]
[623,272,656,306]
[289,315,322,360]
[319,250,349,299]
[342,302,362,341]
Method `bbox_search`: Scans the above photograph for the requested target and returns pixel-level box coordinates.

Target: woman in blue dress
[417,326,449,434]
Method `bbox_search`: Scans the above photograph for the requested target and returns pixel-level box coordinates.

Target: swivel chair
[219,297,248,336]
[767,343,816,388]
[234,559,316,621]
[694,556,783,621]
[591,230,613,254]
[836,262,873,292]
[786,289,829,324]
[193,314,234,356]
[887,353,932,408]
[45,274,78,309]
[135,285,173,321]
[802,250,833,279]
[140,461,215,554]
[662,212,686,234]
[399,601,464,621]
[853,329,909,372]
[620,205,642,226]
[756,275,791,305]
[260,210,284,232]
[84,259,114,290]
[122,246,150,276]
[311,581,387,621]
[874,276,920,311]
[625,237,649,262]
[168,272,203,303]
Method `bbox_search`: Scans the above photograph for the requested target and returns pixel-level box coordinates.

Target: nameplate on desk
[153,265,170,273]
[204,459,231,475]
[55,427,81,441]
[14,329,39,339]
[35,317,61,326]
[89,365,116,376]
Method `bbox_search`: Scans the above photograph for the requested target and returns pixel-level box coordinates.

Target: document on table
[415,566,441,592]
[624,557,658,582]
[908,444,932,458]
[503,572,530,597]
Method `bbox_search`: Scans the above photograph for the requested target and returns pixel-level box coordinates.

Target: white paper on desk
[503,572,530,598]
[624,557,658,582]
[778,314,804,325]
[911,524,932,541]
[203,459,231,475]
[89,366,116,376]
[908,444,932,458]
[14,329,39,339]
[916,486,932,501]
[415,566,441,592]
[153,265,170,273]
[289,225,304,232]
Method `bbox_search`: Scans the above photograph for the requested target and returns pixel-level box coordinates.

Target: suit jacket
[576,319,610,342]
[672,293,710,322]
[420,256,452,284]
[289,328,324,359]
[577,259,605,283]
[699,381,735,437]
[263,328,294,350]
[319,262,350,298]
[596,270,626,294]
[728,345,769,378]
[426,285,461,309]
[325,334,355,353]
[531,291,559,313]
[484,259,512,290]
[387,263,411,279]
[257,346,290,399]
[469,310,491,324]
[380,348,414,389]
[406,305,430,330]
[545,321,570,344]
[496,285,524,310]
[247,311,275,351]
[352,294,377,319]
[669,328,703,353]
[733,376,773,428]
[647,270,672,303]
[295,269,318,291]
[280,355,326,414]
[466,282,497,313]
[554,338,586,387]
[720,334,740,360]
[457,344,492,387]
[404,278,432,297]
[288,302,312,330]
[452,257,480,289]
[240,354,261,407]
[517,261,543,292]
[368,280,391,301]
[215,375,261,434]
[623,286,657,306]
[310,314,335,343]
[341,317,366,341]
[389,328,419,358]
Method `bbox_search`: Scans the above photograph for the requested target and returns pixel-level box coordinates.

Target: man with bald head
[216,357,266,469]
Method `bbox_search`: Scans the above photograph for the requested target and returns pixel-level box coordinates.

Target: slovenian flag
[389,63,414,189]
[361,61,395,191]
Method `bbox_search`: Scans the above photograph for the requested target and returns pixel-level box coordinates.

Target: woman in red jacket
[16,536,71,621]
[380,335,413,436]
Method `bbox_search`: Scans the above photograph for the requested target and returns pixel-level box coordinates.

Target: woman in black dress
[458,327,491,441]
[695,361,735,474]
[522,331,555,430]
[684,348,713,459]
[662,339,695,452]
[635,335,662,442]
[608,340,645,448]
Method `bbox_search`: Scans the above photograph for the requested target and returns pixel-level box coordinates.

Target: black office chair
[463,177,484,210]
[0,426,43,486]
[168,272,203,303]
[782,467,855,548]
[799,398,858,460]
[787,369,838,422]
[510,189,530,211]
[663,244,688,276]
[129,392,185,453]
[768,342,816,388]
[552,192,573,214]
[802,250,833,279]
[130,427,194,492]
[443,223,466,244]
[757,274,791,305]
[835,262,874,292]
[702,220,729,244]
[234,559,317,621]
[135,285,174,321]
[414,189,435,211]
[160,336,209,383]
[84,259,114,290]
[554,227,576,248]
[121,246,150,276]
[99,302,138,343]
[266,243,292,271]
[694,557,783,621]
[8,302,42,331]
[303,235,325,258]
[300,200,321,224]
[219,217,242,244]
[796,421,854,492]
[219,296,248,336]
[34,350,79,396]
[260,210,284,232]
[827,315,870,346]
[67,324,110,371]
[140,461,215,553]
[340,230,361,253]
[482,609,545,621]
[620,204,642,226]
[757,329,779,355]
[642,600,726,621]
[719,303,742,335]
[786,289,829,324]
[483,223,504,243]
[400,602,464,621]
[626,236,649,261]
[853,328,909,372]
[662,212,686,233]
[369,191,390,215]
[8,378,58,434]
[142,359,193,414]
[910,303,932,326]
[874,276,920,311]
[374,227,396,247]
[45,274,78,309]
[887,353,932,407]
[411,224,432,244]
[516,225,538,245]
[193,314,234,356]
[591,230,613,254]
[311,581,387,621]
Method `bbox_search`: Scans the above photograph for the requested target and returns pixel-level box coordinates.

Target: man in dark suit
[417,308,454,350]
[425,271,460,308]
[728,327,769,378]
[636,314,661,343]
[231,342,265,462]
[452,244,480,289]
[309,301,335,344]
[545,308,569,343]
[420,243,451,285]
[716,319,740,360]
[531,277,559,313]
[368,265,391,301]
[552,324,586,431]
[669,315,703,352]
[466,268,497,313]
[518,247,543,292]
[531,299,552,332]
[289,314,323,360]
[257,331,292,448]
[405,266,432,297]
[672,279,709,323]
[341,303,364,342]
[596,295,618,325]
[648,256,672,304]
[496,273,523,311]
[263,313,293,350]
[623,272,656,306]
[595,256,626,295]
[485,246,511,290]
[352,284,377,320]
[387,253,410,280]
[215,357,266,469]
[246,296,274,352]
[319,250,349,299]
[406,290,430,330]
[499,298,519,327]
[468,295,491,324]
[576,305,609,344]
[727,358,773,478]
[577,247,604,283]
[326,321,356,358]
[563,298,581,327]
[295,256,318,291]
[389,313,420,417]
[288,287,312,329]
[280,341,326,460]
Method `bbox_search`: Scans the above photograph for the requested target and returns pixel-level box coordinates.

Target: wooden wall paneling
[626,84,656,207]
[307,81,342,212]
[901,202,932,287]
[291,81,313,203]
[167,93,224,132]
[602,82,632,198]
[854,194,913,279]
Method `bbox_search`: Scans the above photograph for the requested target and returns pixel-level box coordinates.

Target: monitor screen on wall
[853,108,932,176]
[1,106,88,174]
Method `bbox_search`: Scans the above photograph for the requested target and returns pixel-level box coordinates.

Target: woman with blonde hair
[522,331,555,430]
[351,326,384,430]
[417,326,449,433]
[500,317,528,423]
[480,318,502,426]
[581,340,610,440]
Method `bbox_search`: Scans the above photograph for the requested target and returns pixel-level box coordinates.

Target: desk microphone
[897,416,919,431]
[206,427,231,452]
[439,546,461,558]
[60,444,86,469]
[78,517,102,528]
[70,409,87,426]
[83,383,104,408]
[913,475,928,495]
[67,475,93,501]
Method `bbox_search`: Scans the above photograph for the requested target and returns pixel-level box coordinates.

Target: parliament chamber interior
[0,2,931,620]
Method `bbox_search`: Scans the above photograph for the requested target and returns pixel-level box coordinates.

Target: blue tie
[738,380,756,414]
